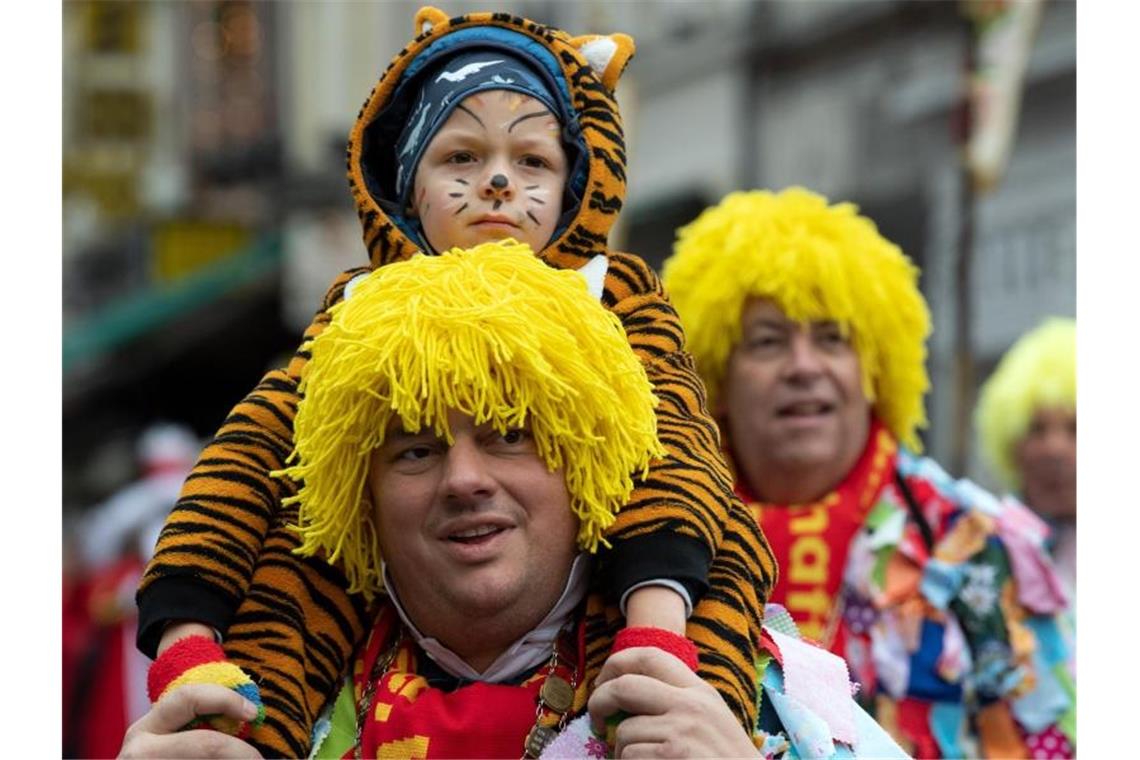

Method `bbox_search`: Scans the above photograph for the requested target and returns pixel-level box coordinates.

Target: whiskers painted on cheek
[526,210,540,226]
[527,195,545,206]
[453,202,468,216]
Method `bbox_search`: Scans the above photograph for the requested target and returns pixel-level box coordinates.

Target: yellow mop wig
[662,187,932,451]
[975,317,1076,490]
[275,239,664,599]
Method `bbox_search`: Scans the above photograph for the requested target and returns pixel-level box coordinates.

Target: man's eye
[398,445,435,461]
[815,327,846,346]
[746,335,781,350]
[501,429,529,445]
[819,332,844,345]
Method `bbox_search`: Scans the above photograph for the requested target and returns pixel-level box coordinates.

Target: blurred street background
[60,2,1073,755]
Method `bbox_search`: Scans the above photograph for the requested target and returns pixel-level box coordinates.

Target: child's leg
[687,500,773,730]
[224,511,372,758]
[136,368,302,656]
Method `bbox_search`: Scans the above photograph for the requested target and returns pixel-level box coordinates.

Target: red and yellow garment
[350,606,587,760]
[737,419,897,653]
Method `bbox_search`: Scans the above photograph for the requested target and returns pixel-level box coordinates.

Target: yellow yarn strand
[975,317,1076,490]
[275,240,663,600]
[662,187,932,451]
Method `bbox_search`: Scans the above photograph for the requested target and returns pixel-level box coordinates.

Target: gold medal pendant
[540,675,574,714]
[524,725,558,758]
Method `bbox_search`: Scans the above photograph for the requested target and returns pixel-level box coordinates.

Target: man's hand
[119,684,263,759]
[588,647,760,759]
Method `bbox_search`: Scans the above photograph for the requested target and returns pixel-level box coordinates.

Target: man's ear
[414,6,449,36]
[567,34,635,93]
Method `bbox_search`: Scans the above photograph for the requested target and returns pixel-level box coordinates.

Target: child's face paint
[411,91,568,254]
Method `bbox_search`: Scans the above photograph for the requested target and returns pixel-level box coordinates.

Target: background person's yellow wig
[275,239,664,600]
[661,187,931,451]
[975,317,1076,491]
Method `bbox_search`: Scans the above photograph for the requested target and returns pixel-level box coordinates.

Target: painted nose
[481,172,514,202]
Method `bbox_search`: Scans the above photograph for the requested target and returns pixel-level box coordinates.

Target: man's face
[411,90,568,254]
[368,410,579,638]
[721,298,872,501]
[1014,406,1076,521]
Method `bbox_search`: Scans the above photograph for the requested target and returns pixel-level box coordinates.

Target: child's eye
[520,155,550,169]
[447,151,476,164]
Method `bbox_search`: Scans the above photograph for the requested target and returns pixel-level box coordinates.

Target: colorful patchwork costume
[663,188,1076,758]
[136,8,775,757]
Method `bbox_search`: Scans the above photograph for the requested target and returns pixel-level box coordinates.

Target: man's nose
[441,436,496,504]
[1040,424,1076,457]
[783,331,825,381]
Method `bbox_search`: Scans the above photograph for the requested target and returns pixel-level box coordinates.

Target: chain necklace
[522,634,577,758]
[353,630,402,760]
[353,625,579,760]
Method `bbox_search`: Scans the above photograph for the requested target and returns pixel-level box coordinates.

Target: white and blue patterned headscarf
[393,49,561,212]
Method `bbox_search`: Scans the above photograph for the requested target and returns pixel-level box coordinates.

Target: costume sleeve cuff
[601,532,711,606]
[612,627,700,671]
[136,576,237,659]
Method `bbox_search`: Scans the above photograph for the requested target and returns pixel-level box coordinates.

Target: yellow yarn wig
[975,317,1076,491]
[275,239,663,599]
[661,187,931,451]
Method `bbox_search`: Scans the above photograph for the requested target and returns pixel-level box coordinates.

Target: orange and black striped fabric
[138,8,775,756]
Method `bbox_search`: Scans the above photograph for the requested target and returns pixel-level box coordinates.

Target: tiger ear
[414,6,449,36]
[568,33,636,93]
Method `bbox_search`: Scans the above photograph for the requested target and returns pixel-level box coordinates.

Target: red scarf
[735,420,897,649]
[350,605,586,759]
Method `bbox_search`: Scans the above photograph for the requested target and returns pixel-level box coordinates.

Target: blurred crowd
[63,424,200,758]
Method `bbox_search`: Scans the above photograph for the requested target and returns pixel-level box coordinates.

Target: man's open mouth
[777,401,835,417]
[448,525,509,544]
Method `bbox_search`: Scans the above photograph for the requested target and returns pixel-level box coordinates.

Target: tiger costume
[136,8,776,757]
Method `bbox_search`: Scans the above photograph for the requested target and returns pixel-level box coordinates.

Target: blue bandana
[394,50,561,212]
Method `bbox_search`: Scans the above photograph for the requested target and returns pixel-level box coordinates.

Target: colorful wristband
[147,634,265,739]
[612,626,700,672]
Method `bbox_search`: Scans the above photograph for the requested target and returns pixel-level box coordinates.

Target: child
[137,8,775,756]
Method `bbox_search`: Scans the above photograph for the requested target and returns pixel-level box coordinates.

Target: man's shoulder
[600,250,664,295]
[895,449,1004,518]
[895,449,1057,559]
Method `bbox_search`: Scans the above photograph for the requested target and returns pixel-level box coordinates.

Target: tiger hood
[346,6,635,273]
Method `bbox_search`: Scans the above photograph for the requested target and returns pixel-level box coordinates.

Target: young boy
[136,8,774,756]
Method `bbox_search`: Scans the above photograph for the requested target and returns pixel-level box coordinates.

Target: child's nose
[480,172,515,201]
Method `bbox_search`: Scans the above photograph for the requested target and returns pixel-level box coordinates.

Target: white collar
[381,554,592,683]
